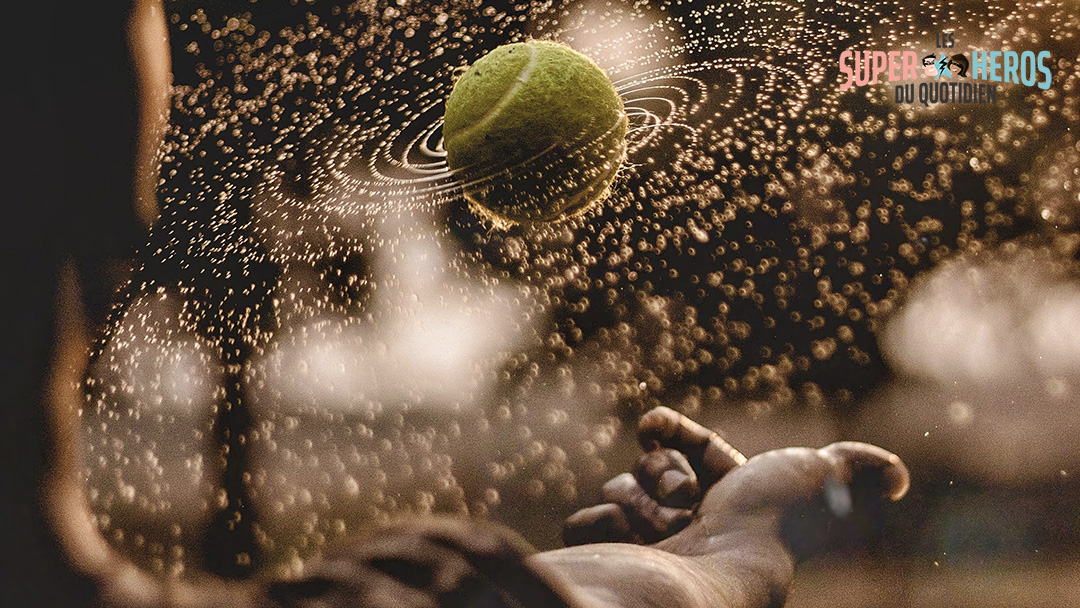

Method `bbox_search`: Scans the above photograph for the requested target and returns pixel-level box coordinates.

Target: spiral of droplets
[322,56,760,219]
[83,0,1079,579]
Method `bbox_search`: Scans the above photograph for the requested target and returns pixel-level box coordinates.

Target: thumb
[780,442,909,560]
[819,442,910,503]
[692,442,910,561]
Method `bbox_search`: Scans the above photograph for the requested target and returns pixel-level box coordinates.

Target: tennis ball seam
[443,40,628,223]
[448,43,540,147]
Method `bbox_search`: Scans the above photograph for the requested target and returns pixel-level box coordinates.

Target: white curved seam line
[451,44,539,144]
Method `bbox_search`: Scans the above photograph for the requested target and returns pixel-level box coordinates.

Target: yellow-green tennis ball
[443,40,628,224]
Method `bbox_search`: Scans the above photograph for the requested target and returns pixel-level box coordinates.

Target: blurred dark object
[2,2,159,606]
[262,518,577,608]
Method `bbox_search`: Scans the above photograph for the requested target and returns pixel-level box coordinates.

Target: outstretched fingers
[564,407,746,546]
[635,447,700,509]
[638,406,747,488]
[564,458,699,546]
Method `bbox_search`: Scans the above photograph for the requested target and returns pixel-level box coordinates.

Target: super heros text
[839,50,1053,91]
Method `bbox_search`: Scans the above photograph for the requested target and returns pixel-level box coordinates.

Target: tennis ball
[443,40,628,224]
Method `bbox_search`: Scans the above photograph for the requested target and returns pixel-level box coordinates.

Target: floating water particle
[84,0,1080,576]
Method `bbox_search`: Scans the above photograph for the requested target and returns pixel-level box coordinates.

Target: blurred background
[39,0,1080,606]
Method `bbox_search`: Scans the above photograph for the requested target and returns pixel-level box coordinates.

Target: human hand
[537,406,910,608]
[563,405,749,546]
[261,407,908,608]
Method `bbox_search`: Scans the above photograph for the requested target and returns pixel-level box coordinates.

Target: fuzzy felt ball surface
[443,40,628,224]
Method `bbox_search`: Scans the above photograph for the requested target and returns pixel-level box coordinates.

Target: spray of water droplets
[82,0,1079,579]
